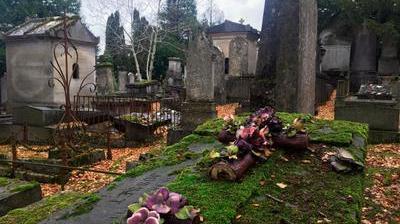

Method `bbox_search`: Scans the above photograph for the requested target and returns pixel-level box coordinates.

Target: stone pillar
[182,33,218,131]
[0,73,7,106]
[95,64,114,95]
[118,71,128,93]
[350,23,378,92]
[378,37,399,76]
[253,0,317,114]
[229,37,249,77]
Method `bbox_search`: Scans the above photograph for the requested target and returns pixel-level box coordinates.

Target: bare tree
[82,0,166,81]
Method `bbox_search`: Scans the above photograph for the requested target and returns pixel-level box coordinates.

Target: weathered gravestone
[253,0,317,114]
[378,37,399,76]
[118,71,128,93]
[181,33,225,131]
[350,23,378,92]
[229,37,249,76]
[96,64,114,95]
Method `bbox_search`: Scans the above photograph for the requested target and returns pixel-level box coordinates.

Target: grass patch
[0,192,90,224]
[109,134,216,188]
[60,194,101,219]
[0,177,9,186]
[10,182,39,193]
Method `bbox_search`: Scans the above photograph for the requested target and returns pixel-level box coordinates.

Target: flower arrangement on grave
[127,187,202,224]
[209,106,310,181]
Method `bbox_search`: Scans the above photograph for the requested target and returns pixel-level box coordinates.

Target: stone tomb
[254,0,317,114]
[335,80,400,143]
[0,178,42,216]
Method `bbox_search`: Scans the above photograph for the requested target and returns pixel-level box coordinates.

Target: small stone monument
[96,63,114,95]
[182,33,225,131]
[350,23,378,92]
[229,37,249,76]
[378,37,400,76]
[253,0,317,114]
[118,71,128,93]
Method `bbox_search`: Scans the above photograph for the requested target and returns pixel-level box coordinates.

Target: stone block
[335,97,400,131]
[181,101,216,132]
[13,106,63,126]
[0,178,42,216]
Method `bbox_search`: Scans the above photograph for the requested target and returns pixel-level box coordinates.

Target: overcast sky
[80,0,265,52]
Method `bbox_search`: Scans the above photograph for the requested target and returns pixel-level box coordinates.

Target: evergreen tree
[104,11,127,72]
[160,0,198,40]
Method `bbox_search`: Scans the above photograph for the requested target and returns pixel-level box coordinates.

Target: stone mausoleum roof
[4,15,99,44]
[208,20,259,37]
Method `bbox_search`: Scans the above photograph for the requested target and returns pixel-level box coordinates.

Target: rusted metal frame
[0,159,124,175]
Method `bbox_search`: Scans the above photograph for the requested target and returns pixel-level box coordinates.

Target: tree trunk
[209,153,257,181]
[272,133,309,151]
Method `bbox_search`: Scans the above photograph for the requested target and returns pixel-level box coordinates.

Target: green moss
[0,177,9,187]
[194,114,249,137]
[194,112,368,146]
[10,182,39,193]
[235,151,365,224]
[276,112,369,146]
[168,148,366,224]
[109,134,216,188]
[0,192,89,224]
[61,194,101,219]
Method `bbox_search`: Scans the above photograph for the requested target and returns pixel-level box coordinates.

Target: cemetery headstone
[253,0,317,114]
[96,64,114,95]
[378,37,400,76]
[182,33,221,131]
[118,71,128,93]
[229,37,249,76]
[350,23,378,92]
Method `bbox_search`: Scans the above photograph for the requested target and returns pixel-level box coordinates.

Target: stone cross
[229,36,249,76]
[254,0,317,114]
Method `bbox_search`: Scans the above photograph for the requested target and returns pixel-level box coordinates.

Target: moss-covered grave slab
[167,113,369,224]
[0,177,42,216]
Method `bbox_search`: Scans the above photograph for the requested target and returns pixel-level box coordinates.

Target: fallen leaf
[235,215,242,220]
[251,203,260,207]
[259,180,266,186]
[280,156,289,162]
[302,160,311,164]
[276,183,287,189]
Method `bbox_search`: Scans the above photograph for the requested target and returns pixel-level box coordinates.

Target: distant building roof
[4,16,99,44]
[207,20,259,37]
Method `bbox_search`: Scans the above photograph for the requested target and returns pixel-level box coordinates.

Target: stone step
[15,169,70,185]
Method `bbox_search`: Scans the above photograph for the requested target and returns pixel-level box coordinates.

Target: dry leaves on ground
[316,90,336,121]
[41,143,160,197]
[216,103,240,118]
[362,144,400,223]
